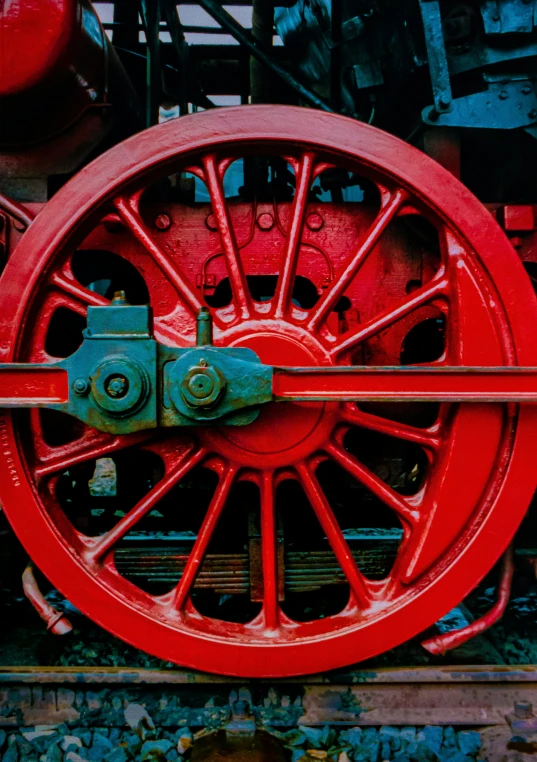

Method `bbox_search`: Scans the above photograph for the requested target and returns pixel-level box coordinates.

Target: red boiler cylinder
[0,0,140,145]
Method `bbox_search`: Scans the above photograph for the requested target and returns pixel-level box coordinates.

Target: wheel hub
[214,327,336,464]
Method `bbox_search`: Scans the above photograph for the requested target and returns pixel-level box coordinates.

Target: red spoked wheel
[1,106,537,676]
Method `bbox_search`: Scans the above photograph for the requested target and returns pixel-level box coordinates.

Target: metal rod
[22,564,73,636]
[421,545,514,655]
[196,307,213,346]
[0,192,35,229]
[196,0,334,112]
[272,366,537,402]
[162,0,189,114]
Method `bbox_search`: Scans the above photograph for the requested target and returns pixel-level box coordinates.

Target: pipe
[0,192,35,229]
[197,0,333,113]
[421,545,514,655]
[22,563,73,635]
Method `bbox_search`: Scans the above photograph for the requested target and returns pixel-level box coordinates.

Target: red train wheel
[1,106,537,676]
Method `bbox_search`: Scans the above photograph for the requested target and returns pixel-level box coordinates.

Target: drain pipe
[22,563,73,635]
[421,544,514,655]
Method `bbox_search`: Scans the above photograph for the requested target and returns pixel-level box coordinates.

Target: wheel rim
[1,105,537,676]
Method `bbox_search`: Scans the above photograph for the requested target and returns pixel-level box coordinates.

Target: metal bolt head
[180,362,225,408]
[522,85,532,95]
[188,372,215,399]
[529,109,537,120]
[105,375,129,399]
[499,90,509,100]
[155,213,172,231]
[438,95,451,109]
[515,701,533,719]
[112,290,128,306]
[257,212,274,230]
[205,213,218,231]
[73,377,89,395]
[306,212,324,231]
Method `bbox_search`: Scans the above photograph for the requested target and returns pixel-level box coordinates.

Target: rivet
[522,85,532,95]
[499,90,509,100]
[529,109,537,120]
[306,212,324,231]
[257,212,274,230]
[205,214,218,231]
[155,213,172,231]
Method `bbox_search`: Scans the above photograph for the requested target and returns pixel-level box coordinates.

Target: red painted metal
[0,0,140,156]
[273,366,537,401]
[0,0,75,96]
[0,0,108,143]
[1,106,537,676]
[22,564,73,636]
[0,367,68,405]
[421,545,514,655]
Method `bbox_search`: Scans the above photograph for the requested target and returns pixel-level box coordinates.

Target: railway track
[0,665,534,761]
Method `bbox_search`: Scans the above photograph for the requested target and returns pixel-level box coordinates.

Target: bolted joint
[90,356,150,417]
[106,375,129,399]
[180,361,226,408]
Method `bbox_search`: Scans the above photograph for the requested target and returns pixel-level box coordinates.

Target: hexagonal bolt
[180,363,225,408]
[72,377,89,395]
[105,375,129,399]
[112,290,129,306]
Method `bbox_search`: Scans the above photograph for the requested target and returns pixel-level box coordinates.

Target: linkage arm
[273,366,537,403]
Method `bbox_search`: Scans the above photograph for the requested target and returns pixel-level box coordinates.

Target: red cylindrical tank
[0,0,140,145]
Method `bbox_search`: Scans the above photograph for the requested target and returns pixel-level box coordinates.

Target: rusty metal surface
[0,666,537,728]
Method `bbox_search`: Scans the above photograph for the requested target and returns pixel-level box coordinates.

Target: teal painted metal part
[33,302,272,433]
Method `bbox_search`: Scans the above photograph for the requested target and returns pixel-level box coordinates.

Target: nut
[180,362,225,408]
[73,378,89,395]
[106,375,129,399]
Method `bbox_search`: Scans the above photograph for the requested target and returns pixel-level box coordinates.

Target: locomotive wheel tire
[1,106,537,677]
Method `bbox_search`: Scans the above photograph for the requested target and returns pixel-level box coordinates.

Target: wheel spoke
[50,271,109,309]
[34,430,153,480]
[308,189,407,330]
[341,406,440,450]
[260,471,279,630]
[331,272,449,358]
[114,195,203,317]
[202,154,251,319]
[296,461,371,608]
[325,441,419,527]
[171,464,237,611]
[88,446,206,561]
[273,152,315,318]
